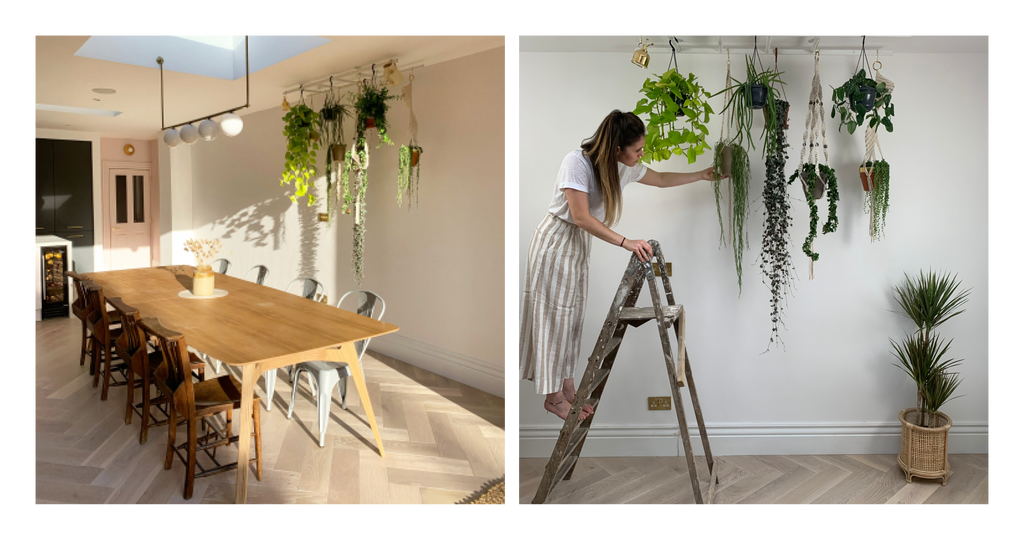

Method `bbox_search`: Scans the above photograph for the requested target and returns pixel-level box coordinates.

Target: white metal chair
[210,258,231,274]
[286,290,385,447]
[262,276,327,411]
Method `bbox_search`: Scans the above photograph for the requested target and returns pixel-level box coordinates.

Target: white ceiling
[520,36,988,54]
[36,36,504,139]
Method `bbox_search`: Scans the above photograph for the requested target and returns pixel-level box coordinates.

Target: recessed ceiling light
[92,88,116,94]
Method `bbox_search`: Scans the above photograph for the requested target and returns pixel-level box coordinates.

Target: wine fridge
[40,246,69,319]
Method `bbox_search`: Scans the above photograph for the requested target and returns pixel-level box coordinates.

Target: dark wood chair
[85,284,129,400]
[140,317,263,500]
[66,271,93,368]
[109,298,206,444]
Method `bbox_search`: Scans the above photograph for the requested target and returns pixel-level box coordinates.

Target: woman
[519,110,721,420]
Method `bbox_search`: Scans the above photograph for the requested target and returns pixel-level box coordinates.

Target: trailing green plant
[712,140,753,295]
[633,69,714,164]
[713,55,786,157]
[281,103,321,205]
[865,159,890,241]
[397,144,423,208]
[890,270,971,427]
[342,136,371,284]
[318,90,351,219]
[830,68,894,135]
[353,79,396,147]
[788,163,838,261]
[760,99,795,347]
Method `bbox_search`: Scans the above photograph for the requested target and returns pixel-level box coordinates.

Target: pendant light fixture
[159,36,250,145]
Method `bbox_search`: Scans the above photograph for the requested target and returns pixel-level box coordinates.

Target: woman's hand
[623,238,653,262]
[700,165,719,181]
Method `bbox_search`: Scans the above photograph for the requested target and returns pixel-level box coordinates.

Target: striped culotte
[519,213,593,395]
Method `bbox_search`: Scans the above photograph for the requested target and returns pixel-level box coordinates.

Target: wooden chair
[109,298,206,444]
[141,317,263,500]
[244,264,269,285]
[211,258,231,274]
[66,271,93,368]
[85,284,128,400]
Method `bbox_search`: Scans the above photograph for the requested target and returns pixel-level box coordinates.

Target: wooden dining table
[84,265,398,503]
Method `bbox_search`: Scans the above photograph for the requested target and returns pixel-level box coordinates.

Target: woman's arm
[565,188,652,261]
[638,166,718,188]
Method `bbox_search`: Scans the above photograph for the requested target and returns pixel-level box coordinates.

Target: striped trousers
[519,213,592,395]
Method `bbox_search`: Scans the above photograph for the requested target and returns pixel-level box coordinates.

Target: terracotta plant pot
[331,144,347,162]
[718,144,733,178]
[897,408,952,485]
[411,148,421,167]
[859,167,875,191]
[309,132,320,143]
[763,100,790,129]
[365,117,376,130]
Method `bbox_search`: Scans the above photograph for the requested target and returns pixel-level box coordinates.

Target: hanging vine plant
[281,100,321,205]
[863,159,890,242]
[340,136,370,284]
[760,99,795,348]
[353,75,396,148]
[830,38,895,135]
[713,41,787,158]
[318,82,350,220]
[397,71,423,207]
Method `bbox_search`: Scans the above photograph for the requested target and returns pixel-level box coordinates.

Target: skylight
[74,36,331,81]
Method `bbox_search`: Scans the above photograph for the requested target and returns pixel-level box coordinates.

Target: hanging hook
[371,63,376,85]
[874,49,883,71]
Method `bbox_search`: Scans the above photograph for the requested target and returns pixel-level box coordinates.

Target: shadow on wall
[211,197,291,250]
[296,198,320,282]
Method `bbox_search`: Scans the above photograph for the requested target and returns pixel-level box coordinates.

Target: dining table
[84,265,398,503]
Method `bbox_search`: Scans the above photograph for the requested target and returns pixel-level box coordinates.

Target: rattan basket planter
[897,407,952,485]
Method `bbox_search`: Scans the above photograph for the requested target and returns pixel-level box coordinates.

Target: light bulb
[163,128,181,147]
[199,118,220,141]
[180,124,200,144]
[220,113,243,137]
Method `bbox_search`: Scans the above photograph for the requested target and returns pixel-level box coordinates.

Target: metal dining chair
[286,290,385,447]
[244,264,270,285]
[261,276,327,411]
[211,258,231,274]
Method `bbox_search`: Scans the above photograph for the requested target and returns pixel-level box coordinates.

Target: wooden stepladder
[532,240,719,504]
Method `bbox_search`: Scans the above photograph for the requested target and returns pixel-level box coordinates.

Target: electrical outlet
[653,262,672,277]
[648,397,672,410]
[318,213,329,222]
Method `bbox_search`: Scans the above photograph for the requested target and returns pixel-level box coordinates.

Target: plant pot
[718,144,733,178]
[365,117,376,130]
[411,148,421,167]
[897,408,951,485]
[762,100,790,128]
[672,92,691,114]
[859,167,875,192]
[331,144,347,162]
[747,84,767,109]
[800,170,825,200]
[321,108,337,121]
[193,265,214,297]
[309,132,320,143]
[849,85,877,111]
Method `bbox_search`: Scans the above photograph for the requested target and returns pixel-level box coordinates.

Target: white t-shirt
[547,149,648,224]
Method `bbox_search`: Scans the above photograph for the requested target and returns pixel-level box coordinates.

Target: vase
[193,265,215,297]
[897,408,952,485]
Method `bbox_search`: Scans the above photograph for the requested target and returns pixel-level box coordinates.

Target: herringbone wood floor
[521,453,987,504]
[36,316,504,504]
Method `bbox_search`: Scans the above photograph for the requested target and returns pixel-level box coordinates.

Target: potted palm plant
[890,270,970,485]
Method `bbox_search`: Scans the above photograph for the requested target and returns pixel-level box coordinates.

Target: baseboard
[368,334,504,397]
[519,421,989,458]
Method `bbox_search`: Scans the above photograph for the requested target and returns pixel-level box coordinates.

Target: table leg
[235,363,257,504]
[329,344,385,457]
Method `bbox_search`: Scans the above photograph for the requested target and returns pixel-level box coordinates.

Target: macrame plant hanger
[863,47,894,241]
[398,69,421,207]
[796,47,831,280]
[716,49,735,248]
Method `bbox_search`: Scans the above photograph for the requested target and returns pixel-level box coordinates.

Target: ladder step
[592,368,611,391]
[552,454,579,490]
[619,305,683,324]
[563,425,590,461]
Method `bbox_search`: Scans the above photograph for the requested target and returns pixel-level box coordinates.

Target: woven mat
[457,477,504,504]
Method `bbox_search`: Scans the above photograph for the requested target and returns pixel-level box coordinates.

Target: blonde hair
[580,110,646,226]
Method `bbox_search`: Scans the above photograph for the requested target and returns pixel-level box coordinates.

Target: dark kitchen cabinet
[36,139,95,272]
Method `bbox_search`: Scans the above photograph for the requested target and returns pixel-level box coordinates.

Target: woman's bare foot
[562,379,595,416]
[545,392,590,421]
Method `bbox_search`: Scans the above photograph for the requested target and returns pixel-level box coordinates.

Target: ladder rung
[564,425,590,460]
[592,368,611,391]
[594,336,622,364]
[553,454,579,488]
[619,305,683,324]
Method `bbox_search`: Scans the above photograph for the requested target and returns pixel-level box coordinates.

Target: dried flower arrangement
[183,238,222,268]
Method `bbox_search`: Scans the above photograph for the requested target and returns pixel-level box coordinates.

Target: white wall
[188,46,505,396]
[519,49,988,456]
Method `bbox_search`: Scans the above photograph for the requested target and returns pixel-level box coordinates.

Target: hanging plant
[760,99,795,348]
[397,145,423,207]
[713,44,787,158]
[353,77,396,148]
[830,38,895,135]
[864,159,890,242]
[342,136,370,284]
[633,68,713,164]
[319,84,350,220]
[281,102,321,205]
